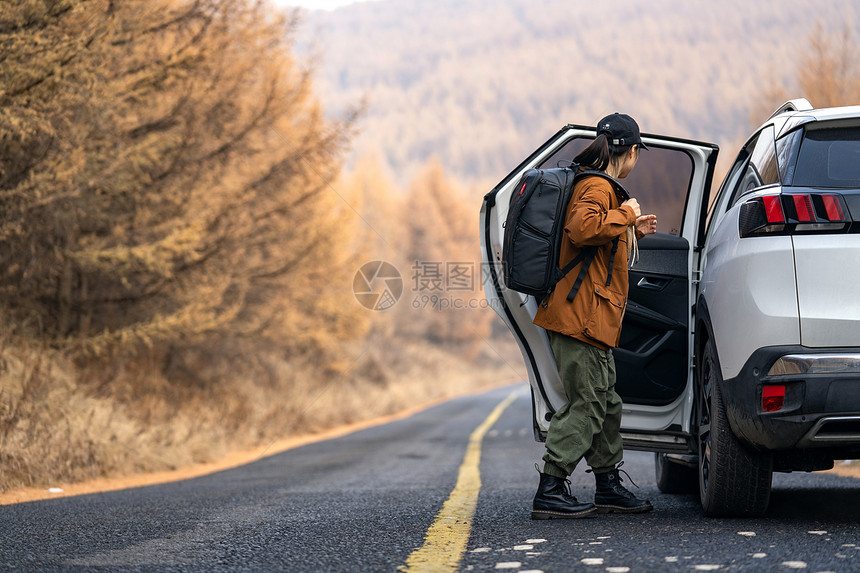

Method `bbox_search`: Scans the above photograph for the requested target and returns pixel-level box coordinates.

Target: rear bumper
[721,345,860,453]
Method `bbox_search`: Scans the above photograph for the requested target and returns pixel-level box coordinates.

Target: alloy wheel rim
[699,352,713,493]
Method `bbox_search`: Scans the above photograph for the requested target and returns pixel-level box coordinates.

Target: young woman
[530,113,658,520]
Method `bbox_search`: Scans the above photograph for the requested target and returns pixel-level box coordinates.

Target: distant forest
[2,0,857,491]
[302,0,860,185]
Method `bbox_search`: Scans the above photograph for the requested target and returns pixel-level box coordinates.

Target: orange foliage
[0,0,364,355]
[395,159,494,353]
[751,22,860,126]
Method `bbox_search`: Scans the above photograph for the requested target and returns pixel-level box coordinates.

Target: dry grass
[0,331,525,493]
[829,460,860,479]
[4,328,854,498]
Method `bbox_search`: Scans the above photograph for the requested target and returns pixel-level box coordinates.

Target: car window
[776,128,803,185]
[539,137,694,236]
[705,147,750,236]
[793,125,860,188]
[539,137,585,170]
[736,126,778,196]
[728,126,779,207]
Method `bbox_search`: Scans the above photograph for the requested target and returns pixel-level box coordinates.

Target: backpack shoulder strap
[563,235,621,303]
[546,166,629,305]
[565,246,597,302]
[559,169,628,303]
[574,169,631,201]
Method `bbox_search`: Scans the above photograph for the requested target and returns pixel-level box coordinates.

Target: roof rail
[768,98,813,119]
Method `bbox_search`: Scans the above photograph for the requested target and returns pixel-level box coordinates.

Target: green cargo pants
[542,331,623,479]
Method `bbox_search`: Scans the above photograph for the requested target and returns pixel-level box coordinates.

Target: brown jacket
[533,175,637,349]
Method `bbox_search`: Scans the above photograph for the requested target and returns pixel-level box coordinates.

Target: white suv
[480,99,860,516]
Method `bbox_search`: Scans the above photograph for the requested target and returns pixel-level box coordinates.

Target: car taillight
[761,385,785,413]
[739,193,851,237]
[821,194,845,220]
[763,195,785,224]
[791,195,814,222]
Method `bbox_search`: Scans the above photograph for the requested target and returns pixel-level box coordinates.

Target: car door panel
[617,234,689,406]
[480,126,718,446]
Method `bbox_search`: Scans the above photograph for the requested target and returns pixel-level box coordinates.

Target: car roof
[767,101,860,138]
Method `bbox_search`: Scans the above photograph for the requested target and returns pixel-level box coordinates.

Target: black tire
[697,337,773,517]
[655,453,698,494]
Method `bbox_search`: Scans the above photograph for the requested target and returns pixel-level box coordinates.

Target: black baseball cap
[597,113,649,150]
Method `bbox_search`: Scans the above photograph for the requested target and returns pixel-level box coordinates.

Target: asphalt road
[1,384,859,572]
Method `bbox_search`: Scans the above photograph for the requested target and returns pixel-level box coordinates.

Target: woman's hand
[636,214,657,236]
[621,198,641,218]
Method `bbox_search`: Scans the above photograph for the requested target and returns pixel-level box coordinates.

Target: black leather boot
[532,469,597,520]
[593,463,654,514]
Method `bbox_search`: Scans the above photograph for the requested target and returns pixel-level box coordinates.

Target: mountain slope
[304,0,859,183]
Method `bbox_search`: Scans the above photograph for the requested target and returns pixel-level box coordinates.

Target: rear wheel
[697,337,773,516]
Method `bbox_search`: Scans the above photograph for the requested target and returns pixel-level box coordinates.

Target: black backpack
[502,165,629,304]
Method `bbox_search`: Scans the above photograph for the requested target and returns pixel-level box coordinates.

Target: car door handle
[637,276,669,291]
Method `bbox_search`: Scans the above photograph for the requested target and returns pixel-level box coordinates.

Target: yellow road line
[402,390,519,572]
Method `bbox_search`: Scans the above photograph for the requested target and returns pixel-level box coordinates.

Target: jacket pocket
[583,285,624,348]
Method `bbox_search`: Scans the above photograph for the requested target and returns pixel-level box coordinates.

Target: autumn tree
[751,22,860,125]
[332,154,405,340]
[337,153,405,267]
[0,0,364,355]
[397,159,493,353]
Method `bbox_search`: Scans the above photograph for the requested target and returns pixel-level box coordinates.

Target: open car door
[481,125,718,453]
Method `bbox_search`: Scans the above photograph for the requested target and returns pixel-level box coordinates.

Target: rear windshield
[793,126,860,188]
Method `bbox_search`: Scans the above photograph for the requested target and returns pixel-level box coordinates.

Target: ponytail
[573,133,634,172]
